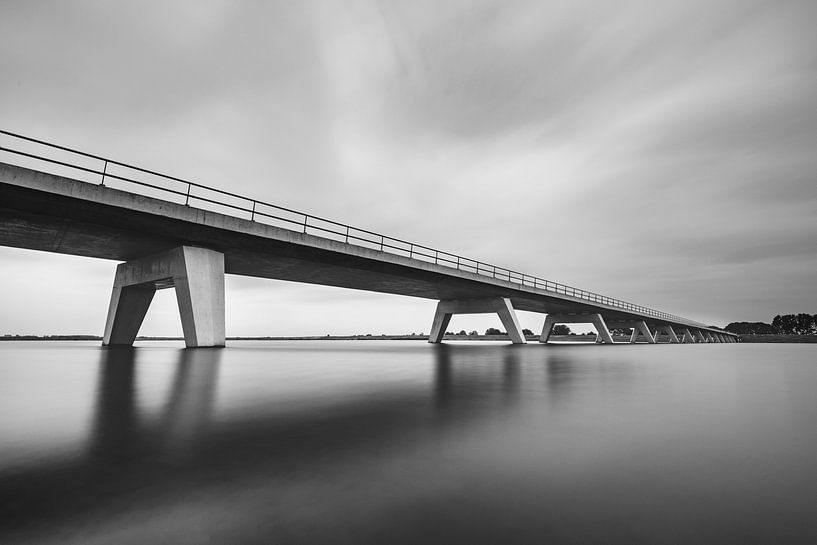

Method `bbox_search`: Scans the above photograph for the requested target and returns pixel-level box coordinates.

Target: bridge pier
[653,325,680,343]
[629,321,656,343]
[680,328,696,343]
[607,320,655,343]
[428,297,526,344]
[102,246,225,348]
[540,313,614,344]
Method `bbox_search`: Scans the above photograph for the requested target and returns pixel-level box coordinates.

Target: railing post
[251,201,256,221]
[434,250,438,264]
[185,183,191,206]
[409,244,413,259]
[100,160,108,186]
[345,226,349,244]
[456,256,460,270]
[380,236,384,251]
[303,216,308,233]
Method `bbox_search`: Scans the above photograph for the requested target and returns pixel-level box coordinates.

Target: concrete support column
[103,246,225,348]
[694,330,706,343]
[681,328,696,343]
[610,320,655,344]
[653,325,680,343]
[540,313,614,344]
[630,322,656,343]
[428,297,526,344]
[706,332,716,343]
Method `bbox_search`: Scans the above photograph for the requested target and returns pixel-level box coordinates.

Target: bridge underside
[0,163,736,346]
[0,168,641,319]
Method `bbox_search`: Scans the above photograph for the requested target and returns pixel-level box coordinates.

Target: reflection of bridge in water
[0,344,625,538]
[0,130,737,347]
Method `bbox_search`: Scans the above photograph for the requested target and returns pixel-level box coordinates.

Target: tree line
[461,313,817,337]
[725,314,817,335]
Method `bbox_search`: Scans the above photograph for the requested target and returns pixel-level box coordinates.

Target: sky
[1,0,816,336]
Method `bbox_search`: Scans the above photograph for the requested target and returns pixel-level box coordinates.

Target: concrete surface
[540,314,614,344]
[428,298,526,344]
[102,246,225,348]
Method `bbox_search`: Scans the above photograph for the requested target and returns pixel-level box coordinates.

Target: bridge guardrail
[0,129,711,330]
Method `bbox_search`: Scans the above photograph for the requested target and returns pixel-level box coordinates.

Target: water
[1,340,816,544]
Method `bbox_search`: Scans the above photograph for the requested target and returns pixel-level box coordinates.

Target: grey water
[1,341,816,544]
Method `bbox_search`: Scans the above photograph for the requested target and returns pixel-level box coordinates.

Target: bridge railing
[0,129,710,330]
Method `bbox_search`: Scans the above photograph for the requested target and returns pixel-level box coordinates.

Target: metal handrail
[0,129,712,330]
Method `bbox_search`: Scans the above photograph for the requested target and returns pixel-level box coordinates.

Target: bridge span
[0,130,737,347]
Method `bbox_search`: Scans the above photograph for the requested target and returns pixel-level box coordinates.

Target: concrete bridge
[0,130,738,347]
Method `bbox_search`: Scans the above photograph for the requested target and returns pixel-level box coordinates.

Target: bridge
[0,130,738,347]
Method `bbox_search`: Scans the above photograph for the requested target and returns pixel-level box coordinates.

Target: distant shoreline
[2,334,816,343]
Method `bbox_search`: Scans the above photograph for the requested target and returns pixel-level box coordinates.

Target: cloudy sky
[1,0,816,336]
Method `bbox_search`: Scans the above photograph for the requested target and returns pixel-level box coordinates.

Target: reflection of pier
[161,348,221,453]
[432,346,522,414]
[89,347,222,461]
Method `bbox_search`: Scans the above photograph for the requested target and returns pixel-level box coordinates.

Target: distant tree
[552,324,571,335]
[469,330,478,336]
[794,313,815,335]
[773,314,798,334]
[610,328,633,336]
[446,331,454,336]
[522,328,534,336]
[485,327,504,335]
[457,330,467,336]
[769,314,817,335]
[724,322,776,335]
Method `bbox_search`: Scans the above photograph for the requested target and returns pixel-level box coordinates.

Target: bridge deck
[0,160,726,335]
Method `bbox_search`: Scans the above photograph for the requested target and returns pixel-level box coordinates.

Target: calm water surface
[1,340,816,544]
